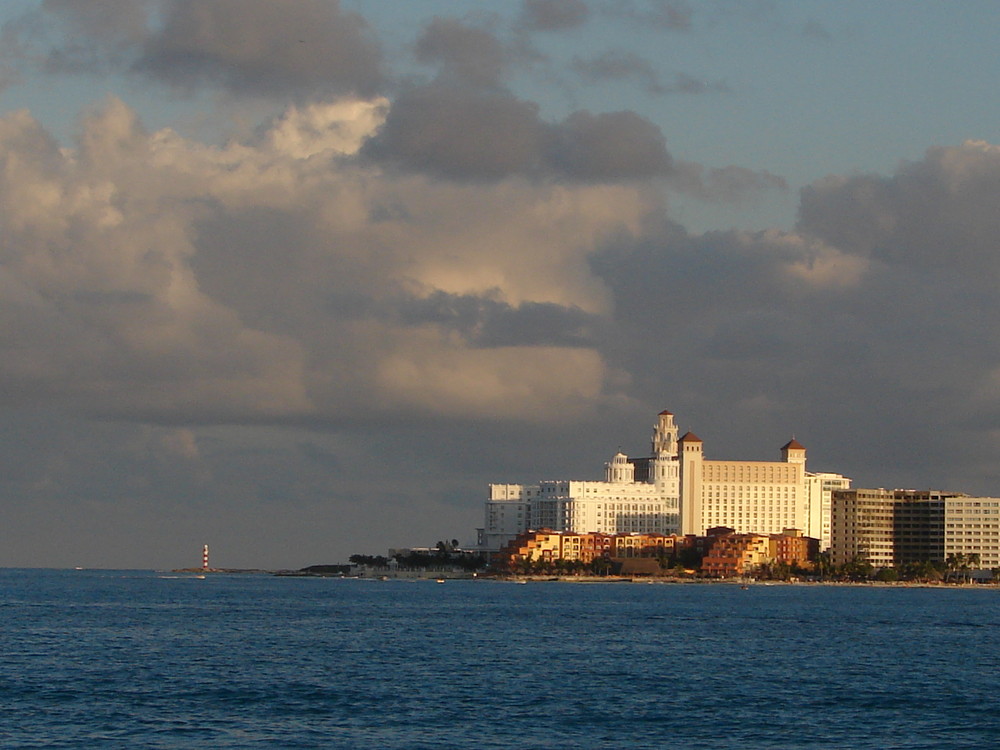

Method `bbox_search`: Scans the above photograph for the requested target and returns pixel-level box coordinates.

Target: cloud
[581,139,1000,494]
[546,109,674,180]
[31,89,992,456]
[414,17,512,88]
[138,0,385,99]
[0,95,667,428]
[375,344,607,421]
[393,291,601,348]
[361,83,546,180]
[797,140,1000,278]
[260,98,390,158]
[518,0,590,32]
[28,0,150,74]
[158,427,201,460]
[6,0,386,101]
[6,1,1000,571]
[363,81,675,182]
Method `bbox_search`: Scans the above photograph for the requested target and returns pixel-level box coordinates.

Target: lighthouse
[202,544,209,571]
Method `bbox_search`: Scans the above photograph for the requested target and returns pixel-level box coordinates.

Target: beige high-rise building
[830,489,957,568]
[830,488,904,568]
[677,434,847,541]
[945,497,1000,568]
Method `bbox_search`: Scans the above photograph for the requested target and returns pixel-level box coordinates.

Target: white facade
[479,412,682,552]
[478,409,848,553]
[812,472,853,550]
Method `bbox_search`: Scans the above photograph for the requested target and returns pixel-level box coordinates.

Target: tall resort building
[831,489,1000,569]
[478,409,850,554]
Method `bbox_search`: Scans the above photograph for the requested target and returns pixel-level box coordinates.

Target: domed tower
[651,410,679,458]
[648,410,680,492]
[605,451,635,484]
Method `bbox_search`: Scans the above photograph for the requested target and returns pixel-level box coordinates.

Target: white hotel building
[479,410,850,554]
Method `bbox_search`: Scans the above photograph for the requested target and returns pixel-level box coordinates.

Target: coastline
[490,575,997,588]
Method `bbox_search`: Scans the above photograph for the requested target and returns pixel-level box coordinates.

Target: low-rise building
[701,533,772,577]
[496,530,689,569]
[700,528,818,577]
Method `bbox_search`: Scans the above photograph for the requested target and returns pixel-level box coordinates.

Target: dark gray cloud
[363,81,676,182]
[546,109,673,180]
[518,0,590,32]
[136,0,385,99]
[395,291,600,348]
[798,142,1000,278]
[372,18,683,183]
[361,83,545,180]
[415,17,511,88]
[6,0,386,100]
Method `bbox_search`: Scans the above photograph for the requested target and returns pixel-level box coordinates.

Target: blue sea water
[2,571,999,749]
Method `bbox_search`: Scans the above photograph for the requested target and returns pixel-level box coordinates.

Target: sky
[1,0,999,569]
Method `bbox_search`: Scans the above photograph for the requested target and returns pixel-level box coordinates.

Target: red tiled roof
[782,438,805,450]
[679,431,702,443]
[659,410,673,416]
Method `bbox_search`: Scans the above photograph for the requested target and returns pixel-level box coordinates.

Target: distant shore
[167,568,998,587]
[489,575,999,587]
[170,568,272,575]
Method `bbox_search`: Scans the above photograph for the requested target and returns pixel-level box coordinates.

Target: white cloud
[264,98,390,158]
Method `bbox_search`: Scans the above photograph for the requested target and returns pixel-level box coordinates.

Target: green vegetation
[498,550,997,583]
[501,555,623,577]
[944,552,981,583]
[349,541,487,572]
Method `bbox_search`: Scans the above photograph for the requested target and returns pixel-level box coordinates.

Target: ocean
[2,569,998,749]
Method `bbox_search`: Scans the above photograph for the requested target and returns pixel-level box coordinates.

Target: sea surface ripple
[2,570,999,749]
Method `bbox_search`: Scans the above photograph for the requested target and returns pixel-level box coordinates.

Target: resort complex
[479,409,849,554]
[476,409,1000,578]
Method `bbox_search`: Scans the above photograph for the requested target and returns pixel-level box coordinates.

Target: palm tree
[945,552,971,582]
[814,551,834,580]
[590,556,613,576]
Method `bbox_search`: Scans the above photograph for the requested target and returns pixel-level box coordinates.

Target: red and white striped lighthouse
[202,544,210,570]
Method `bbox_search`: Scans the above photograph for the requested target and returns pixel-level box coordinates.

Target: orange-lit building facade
[497,527,817,575]
[497,530,688,567]
[701,534,772,577]
[701,528,818,577]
